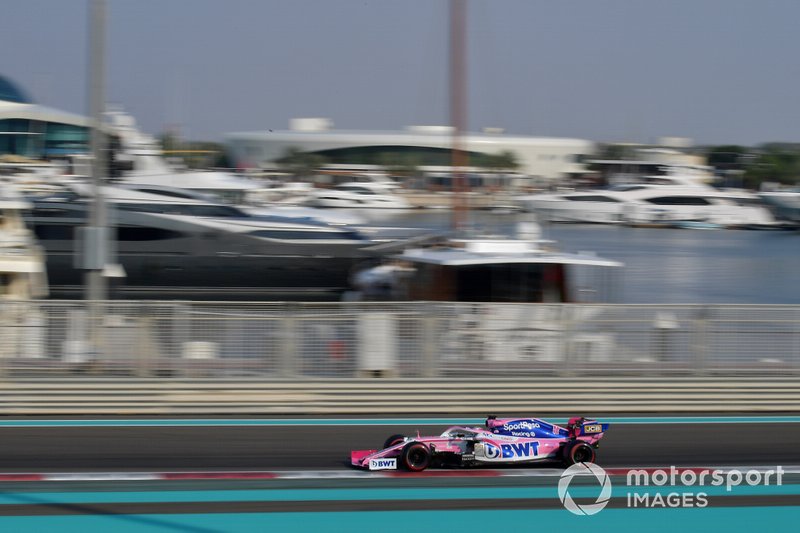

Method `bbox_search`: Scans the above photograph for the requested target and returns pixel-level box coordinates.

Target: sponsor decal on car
[583,424,602,434]
[502,420,541,431]
[369,458,397,470]
[482,441,540,461]
[508,431,538,438]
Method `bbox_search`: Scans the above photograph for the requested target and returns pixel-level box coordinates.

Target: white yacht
[24,184,391,300]
[758,189,800,223]
[101,110,383,231]
[105,110,267,205]
[349,221,622,303]
[0,182,48,299]
[304,182,412,209]
[520,175,775,228]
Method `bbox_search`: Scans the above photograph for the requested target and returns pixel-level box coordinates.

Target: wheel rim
[573,445,593,463]
[408,448,426,467]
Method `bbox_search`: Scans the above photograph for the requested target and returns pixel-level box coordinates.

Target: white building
[225,119,595,182]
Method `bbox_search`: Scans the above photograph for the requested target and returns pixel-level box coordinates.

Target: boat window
[30,191,82,203]
[130,188,201,199]
[117,203,248,217]
[646,196,711,206]
[338,186,375,194]
[30,207,85,218]
[33,224,73,240]
[185,205,248,217]
[731,197,761,207]
[248,229,363,240]
[453,264,558,302]
[608,185,648,191]
[249,215,330,228]
[565,195,620,202]
[116,227,184,241]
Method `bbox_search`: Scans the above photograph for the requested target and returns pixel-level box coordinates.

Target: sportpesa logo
[502,421,541,431]
[558,462,612,516]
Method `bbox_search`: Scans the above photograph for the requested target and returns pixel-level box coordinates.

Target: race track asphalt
[0,419,797,471]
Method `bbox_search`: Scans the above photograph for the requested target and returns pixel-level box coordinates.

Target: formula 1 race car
[351,416,609,472]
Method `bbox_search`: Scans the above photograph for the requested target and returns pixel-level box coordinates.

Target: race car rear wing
[566,416,609,437]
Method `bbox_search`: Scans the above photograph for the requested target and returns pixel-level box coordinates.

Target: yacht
[105,109,268,205]
[24,184,389,300]
[758,189,800,223]
[349,221,622,303]
[304,182,412,209]
[0,182,48,300]
[520,175,775,228]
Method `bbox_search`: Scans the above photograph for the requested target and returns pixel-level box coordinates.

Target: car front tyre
[400,442,431,472]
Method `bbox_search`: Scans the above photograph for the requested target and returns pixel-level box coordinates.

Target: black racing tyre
[383,434,406,450]
[400,441,431,472]
[562,441,596,466]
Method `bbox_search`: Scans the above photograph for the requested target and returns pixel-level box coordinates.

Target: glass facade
[309,145,494,167]
[0,119,89,158]
[1,76,91,158]
[41,123,89,155]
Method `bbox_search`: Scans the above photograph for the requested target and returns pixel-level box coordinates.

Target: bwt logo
[484,443,502,459]
[484,442,540,459]
[368,458,397,470]
[558,462,612,516]
[501,442,539,458]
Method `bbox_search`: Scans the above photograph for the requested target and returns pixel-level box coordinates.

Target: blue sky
[4,0,800,145]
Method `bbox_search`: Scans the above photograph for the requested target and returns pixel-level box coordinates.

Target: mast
[449,0,468,232]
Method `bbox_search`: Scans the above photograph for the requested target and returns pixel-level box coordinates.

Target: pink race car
[351,416,609,472]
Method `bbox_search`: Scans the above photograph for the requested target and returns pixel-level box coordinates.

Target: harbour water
[357,210,800,305]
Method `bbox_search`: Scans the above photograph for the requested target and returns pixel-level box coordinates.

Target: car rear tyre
[562,441,596,466]
[383,434,406,449]
[400,442,431,472]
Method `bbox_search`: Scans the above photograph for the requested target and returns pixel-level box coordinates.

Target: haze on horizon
[4,0,799,147]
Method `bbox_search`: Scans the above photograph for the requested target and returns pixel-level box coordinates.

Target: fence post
[692,305,709,376]
[279,304,297,377]
[560,305,575,377]
[420,304,439,378]
[136,313,154,378]
[0,302,9,378]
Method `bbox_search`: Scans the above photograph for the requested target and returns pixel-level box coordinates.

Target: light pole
[82,0,109,362]
[84,0,109,302]
[449,0,468,232]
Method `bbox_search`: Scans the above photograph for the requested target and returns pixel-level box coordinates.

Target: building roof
[226,127,591,148]
[0,99,91,127]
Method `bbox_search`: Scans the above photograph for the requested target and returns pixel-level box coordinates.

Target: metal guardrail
[0,378,798,415]
[0,301,799,379]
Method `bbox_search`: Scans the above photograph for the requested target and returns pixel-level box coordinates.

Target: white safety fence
[0,301,798,379]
